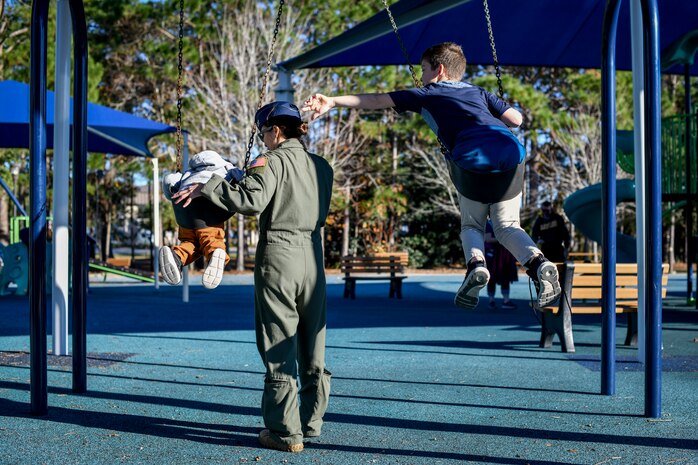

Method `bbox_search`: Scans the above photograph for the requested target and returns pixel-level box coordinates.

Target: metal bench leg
[389,279,396,298]
[557,309,575,353]
[344,279,356,299]
[396,279,403,299]
[539,311,575,352]
[540,306,576,352]
[624,312,638,346]
[558,263,575,352]
[539,312,556,348]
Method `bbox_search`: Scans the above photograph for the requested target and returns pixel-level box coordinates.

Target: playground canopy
[0,80,175,157]
[280,0,698,75]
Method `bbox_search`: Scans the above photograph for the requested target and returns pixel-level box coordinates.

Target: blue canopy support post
[601,0,622,396]
[686,64,694,305]
[29,0,50,416]
[70,0,89,394]
[641,0,663,419]
[274,66,294,102]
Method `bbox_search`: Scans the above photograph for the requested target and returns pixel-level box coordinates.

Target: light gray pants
[458,193,541,266]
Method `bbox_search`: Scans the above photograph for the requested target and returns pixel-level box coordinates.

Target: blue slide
[563,179,637,263]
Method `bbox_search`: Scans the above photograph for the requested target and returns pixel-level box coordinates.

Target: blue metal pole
[29,0,50,416]
[640,0,663,419]
[0,177,28,217]
[69,0,89,394]
[685,65,694,305]
[600,0,622,396]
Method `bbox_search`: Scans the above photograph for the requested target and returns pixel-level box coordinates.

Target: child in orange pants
[160,150,242,289]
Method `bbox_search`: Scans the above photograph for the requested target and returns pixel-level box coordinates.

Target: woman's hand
[171,183,204,208]
[302,93,334,121]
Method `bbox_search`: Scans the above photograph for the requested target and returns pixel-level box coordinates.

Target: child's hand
[171,183,204,208]
[302,94,334,121]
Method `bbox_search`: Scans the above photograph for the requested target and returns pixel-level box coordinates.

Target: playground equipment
[0,216,154,296]
[564,179,638,263]
[616,114,697,198]
[0,242,28,296]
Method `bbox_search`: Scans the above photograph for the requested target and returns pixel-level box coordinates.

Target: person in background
[484,220,518,309]
[532,201,571,263]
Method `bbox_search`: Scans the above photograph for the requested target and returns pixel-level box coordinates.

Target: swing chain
[243,0,285,172]
[175,0,185,173]
[382,0,421,88]
[382,0,449,155]
[483,0,504,100]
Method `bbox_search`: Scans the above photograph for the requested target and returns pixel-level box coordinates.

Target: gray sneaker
[454,260,490,309]
[159,246,182,285]
[202,248,226,289]
[526,256,561,308]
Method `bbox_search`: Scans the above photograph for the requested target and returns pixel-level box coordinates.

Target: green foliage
[1,0,695,267]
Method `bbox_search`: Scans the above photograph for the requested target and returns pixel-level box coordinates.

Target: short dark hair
[421,42,466,80]
[266,115,308,139]
[541,201,552,208]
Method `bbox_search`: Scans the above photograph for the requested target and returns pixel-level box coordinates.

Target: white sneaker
[454,261,490,309]
[202,248,226,289]
[528,258,561,308]
[159,246,182,285]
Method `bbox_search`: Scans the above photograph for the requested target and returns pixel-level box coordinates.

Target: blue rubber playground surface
[1,272,696,465]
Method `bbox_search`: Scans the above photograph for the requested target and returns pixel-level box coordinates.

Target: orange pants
[173,225,230,267]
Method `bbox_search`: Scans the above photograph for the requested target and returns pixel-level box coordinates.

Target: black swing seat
[447,160,525,203]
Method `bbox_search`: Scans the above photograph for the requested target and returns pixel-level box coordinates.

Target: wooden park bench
[567,251,597,262]
[341,254,408,299]
[106,257,132,268]
[536,262,668,353]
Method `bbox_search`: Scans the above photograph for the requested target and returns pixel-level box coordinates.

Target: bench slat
[540,305,638,314]
[569,275,668,287]
[570,288,640,299]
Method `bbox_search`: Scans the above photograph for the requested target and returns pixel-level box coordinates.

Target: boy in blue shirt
[303,42,561,310]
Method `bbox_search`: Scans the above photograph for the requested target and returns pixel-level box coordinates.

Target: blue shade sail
[0,80,175,157]
[281,0,698,76]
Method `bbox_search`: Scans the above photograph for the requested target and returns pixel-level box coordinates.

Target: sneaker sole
[159,247,182,285]
[202,249,226,289]
[454,267,490,309]
[535,262,561,308]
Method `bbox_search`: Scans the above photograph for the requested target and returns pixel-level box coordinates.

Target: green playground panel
[88,262,155,283]
[617,113,697,196]
[2,216,154,295]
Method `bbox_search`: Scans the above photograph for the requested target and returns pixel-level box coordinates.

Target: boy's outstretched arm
[302,93,395,121]
[500,108,523,128]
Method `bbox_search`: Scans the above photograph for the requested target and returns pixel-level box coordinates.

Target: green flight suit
[199,138,334,446]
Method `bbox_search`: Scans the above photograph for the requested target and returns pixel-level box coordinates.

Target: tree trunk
[104,216,112,260]
[0,194,8,244]
[342,187,350,257]
[389,134,398,249]
[668,208,675,272]
[236,213,245,271]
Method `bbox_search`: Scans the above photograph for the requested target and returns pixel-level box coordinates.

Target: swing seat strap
[447,161,525,203]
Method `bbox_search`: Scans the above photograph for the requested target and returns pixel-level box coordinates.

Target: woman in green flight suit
[172,102,334,453]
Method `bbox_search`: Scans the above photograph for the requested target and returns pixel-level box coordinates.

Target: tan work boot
[258,429,304,453]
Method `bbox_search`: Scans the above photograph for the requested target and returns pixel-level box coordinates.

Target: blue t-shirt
[389,81,525,173]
